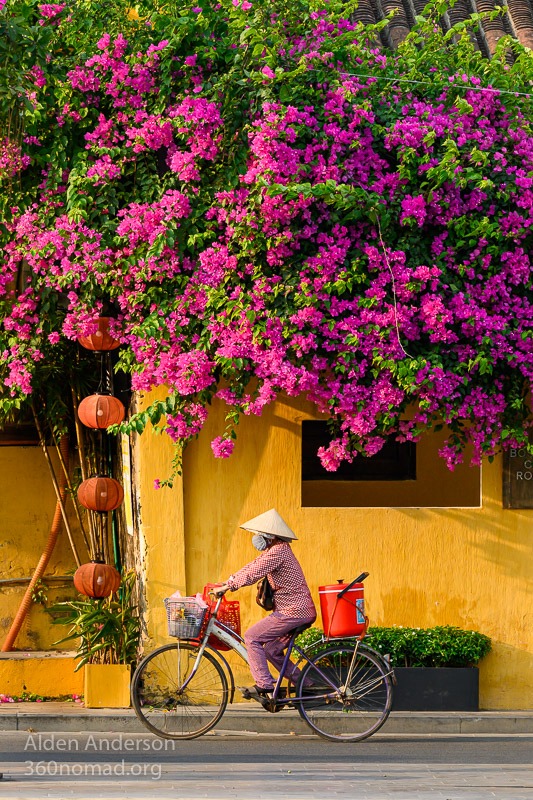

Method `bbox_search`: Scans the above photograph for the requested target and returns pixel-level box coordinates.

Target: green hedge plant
[296,625,491,668]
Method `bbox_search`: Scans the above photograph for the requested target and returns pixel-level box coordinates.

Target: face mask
[252,534,269,551]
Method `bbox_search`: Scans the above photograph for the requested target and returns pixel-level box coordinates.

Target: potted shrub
[363,626,492,711]
[296,625,491,711]
[50,571,141,708]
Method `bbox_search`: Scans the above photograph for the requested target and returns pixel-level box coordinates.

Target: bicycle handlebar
[206,575,368,607]
[208,589,226,616]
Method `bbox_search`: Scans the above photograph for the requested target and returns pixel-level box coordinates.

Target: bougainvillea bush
[1,0,532,482]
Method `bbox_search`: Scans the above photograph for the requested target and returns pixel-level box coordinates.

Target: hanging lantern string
[71,386,98,559]
[91,511,101,562]
[96,352,116,396]
[98,428,107,475]
[105,353,114,395]
[97,352,106,395]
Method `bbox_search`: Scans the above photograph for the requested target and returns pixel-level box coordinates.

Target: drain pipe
[1,434,70,652]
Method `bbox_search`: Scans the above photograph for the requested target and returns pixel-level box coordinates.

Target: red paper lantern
[77,317,121,351]
[77,477,124,512]
[74,561,121,598]
[78,394,125,429]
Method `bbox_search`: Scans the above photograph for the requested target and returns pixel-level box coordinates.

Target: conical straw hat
[240,508,298,540]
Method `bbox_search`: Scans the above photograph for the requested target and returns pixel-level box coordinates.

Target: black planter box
[392,667,479,711]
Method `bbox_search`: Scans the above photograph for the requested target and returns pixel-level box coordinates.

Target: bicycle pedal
[238,686,272,708]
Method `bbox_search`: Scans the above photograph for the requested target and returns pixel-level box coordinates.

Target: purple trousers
[244,611,316,689]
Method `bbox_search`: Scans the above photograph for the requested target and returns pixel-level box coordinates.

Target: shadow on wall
[468,493,533,587]
[378,585,472,629]
[392,502,533,597]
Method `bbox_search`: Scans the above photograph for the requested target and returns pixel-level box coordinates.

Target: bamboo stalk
[102,512,110,565]
[31,408,82,568]
[91,510,103,561]
[51,428,92,559]
[71,387,89,482]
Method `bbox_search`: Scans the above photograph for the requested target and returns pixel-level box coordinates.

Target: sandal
[239,685,274,702]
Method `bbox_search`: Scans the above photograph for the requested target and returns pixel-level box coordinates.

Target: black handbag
[256,577,275,611]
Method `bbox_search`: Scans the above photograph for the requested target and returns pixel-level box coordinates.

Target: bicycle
[131,573,394,743]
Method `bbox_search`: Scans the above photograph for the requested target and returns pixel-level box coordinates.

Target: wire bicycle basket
[164,597,208,639]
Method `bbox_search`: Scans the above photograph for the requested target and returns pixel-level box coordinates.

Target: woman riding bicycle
[216,508,316,700]
[132,518,392,741]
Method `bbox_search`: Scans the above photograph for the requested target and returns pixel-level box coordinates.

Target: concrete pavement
[0,702,532,735]
[1,732,533,799]
[2,760,533,799]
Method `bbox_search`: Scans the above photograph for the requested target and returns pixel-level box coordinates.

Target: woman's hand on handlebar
[213,583,230,597]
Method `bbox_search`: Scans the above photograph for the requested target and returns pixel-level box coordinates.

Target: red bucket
[319,582,366,638]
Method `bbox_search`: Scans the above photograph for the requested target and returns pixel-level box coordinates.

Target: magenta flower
[400,195,427,226]
[38,3,65,19]
[211,437,235,458]
[1,7,532,478]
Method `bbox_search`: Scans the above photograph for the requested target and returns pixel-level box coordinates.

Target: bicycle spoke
[296,645,392,742]
[131,643,228,740]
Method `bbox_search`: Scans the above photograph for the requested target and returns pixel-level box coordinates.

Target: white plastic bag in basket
[168,589,183,600]
[195,593,208,608]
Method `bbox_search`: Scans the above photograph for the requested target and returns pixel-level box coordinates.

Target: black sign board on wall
[503,441,533,509]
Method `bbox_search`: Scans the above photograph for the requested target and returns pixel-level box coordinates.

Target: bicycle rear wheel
[296,644,392,742]
[131,642,228,740]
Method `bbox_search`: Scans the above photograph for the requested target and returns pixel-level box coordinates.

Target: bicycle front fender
[204,645,236,704]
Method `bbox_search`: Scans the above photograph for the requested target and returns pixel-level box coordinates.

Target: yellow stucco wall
[137,393,533,710]
[135,390,187,645]
[0,656,84,696]
[0,446,87,653]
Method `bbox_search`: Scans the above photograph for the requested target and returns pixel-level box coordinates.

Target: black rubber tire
[296,644,393,742]
[131,642,228,740]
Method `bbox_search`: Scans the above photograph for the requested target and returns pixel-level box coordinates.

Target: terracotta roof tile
[353,0,533,54]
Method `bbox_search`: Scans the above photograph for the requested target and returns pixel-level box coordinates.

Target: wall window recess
[301,420,481,509]
[0,422,39,446]
[302,421,416,482]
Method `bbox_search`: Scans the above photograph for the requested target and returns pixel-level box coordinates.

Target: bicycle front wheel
[131,642,228,740]
[296,644,392,742]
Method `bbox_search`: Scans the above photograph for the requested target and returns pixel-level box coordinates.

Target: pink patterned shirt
[226,542,316,619]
